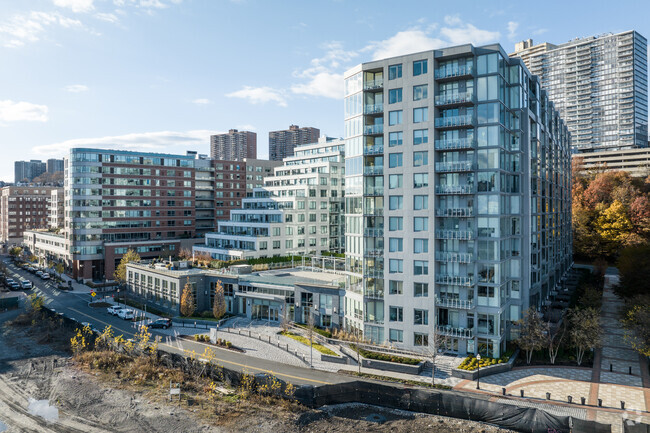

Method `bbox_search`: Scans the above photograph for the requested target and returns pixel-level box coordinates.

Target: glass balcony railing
[436,325,474,338]
[364,124,384,135]
[364,104,384,115]
[364,248,384,257]
[435,297,474,310]
[364,145,384,155]
[434,138,476,150]
[435,185,473,194]
[364,166,384,176]
[435,115,474,128]
[434,91,475,106]
[364,79,384,90]
[364,186,384,196]
[435,161,474,172]
[435,252,473,263]
[435,230,475,240]
[435,274,475,286]
[434,65,474,79]
[436,207,474,217]
[364,227,384,237]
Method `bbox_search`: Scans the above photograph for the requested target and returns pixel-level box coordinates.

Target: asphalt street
[3,257,350,386]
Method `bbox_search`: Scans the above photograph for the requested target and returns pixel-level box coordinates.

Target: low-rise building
[573,148,650,177]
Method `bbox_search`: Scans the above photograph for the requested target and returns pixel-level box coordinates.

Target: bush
[349,344,420,365]
[457,350,515,371]
[225,341,232,348]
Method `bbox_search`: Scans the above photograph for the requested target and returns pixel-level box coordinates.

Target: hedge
[457,349,515,371]
[350,344,421,365]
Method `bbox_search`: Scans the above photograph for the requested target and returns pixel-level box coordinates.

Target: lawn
[280,331,337,356]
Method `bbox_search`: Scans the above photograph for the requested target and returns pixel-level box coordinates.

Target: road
[3,257,349,387]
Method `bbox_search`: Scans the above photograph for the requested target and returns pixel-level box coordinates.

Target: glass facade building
[511,31,648,153]
[344,44,572,357]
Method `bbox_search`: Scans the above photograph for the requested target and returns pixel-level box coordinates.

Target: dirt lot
[0,308,514,433]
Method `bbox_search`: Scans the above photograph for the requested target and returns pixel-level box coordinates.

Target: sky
[0,0,648,182]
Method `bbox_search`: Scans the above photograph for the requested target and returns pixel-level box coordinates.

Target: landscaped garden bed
[179,334,244,353]
[452,350,518,380]
[279,331,337,356]
[349,345,425,374]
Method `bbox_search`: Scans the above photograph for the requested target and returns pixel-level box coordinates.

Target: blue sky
[0,0,647,181]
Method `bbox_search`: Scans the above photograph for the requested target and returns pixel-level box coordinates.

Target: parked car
[148,318,172,329]
[106,305,124,315]
[40,273,50,280]
[8,281,20,290]
[35,271,43,277]
[56,283,69,291]
[20,280,32,289]
[117,309,134,320]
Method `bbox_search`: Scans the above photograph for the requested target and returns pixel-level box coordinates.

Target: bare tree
[307,308,315,367]
[424,324,450,385]
[280,302,290,334]
[516,308,548,364]
[546,319,566,365]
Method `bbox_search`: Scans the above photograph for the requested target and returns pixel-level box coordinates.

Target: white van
[20,280,32,289]
[117,309,134,320]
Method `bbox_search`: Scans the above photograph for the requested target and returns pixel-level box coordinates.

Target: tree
[178,248,192,261]
[622,301,650,357]
[567,308,601,366]
[596,200,633,244]
[280,302,290,334]
[180,277,196,317]
[424,324,450,385]
[212,280,226,320]
[307,307,315,367]
[113,249,141,284]
[616,244,650,298]
[546,320,566,365]
[515,308,547,364]
[55,263,65,279]
[194,252,212,267]
[9,247,22,258]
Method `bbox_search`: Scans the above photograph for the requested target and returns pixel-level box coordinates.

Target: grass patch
[179,313,232,322]
[294,323,332,338]
[349,344,421,365]
[338,370,452,389]
[280,331,337,356]
[115,297,171,318]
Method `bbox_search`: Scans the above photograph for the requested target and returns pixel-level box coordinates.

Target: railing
[435,91,475,106]
[436,325,474,339]
[364,187,384,196]
[434,138,476,150]
[435,161,474,172]
[364,124,384,135]
[434,65,474,79]
[364,79,384,90]
[363,208,383,216]
[436,207,474,217]
[364,249,384,257]
[364,145,384,155]
[435,185,473,195]
[364,166,384,176]
[364,228,384,237]
[364,104,384,115]
[435,252,473,263]
[435,297,474,310]
[436,275,474,286]
[435,230,475,240]
[435,115,474,128]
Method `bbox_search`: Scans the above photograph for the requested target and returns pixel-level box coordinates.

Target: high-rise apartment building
[269,125,321,161]
[46,158,65,174]
[194,137,345,261]
[343,44,572,357]
[0,186,59,244]
[65,149,198,281]
[210,129,257,161]
[511,31,648,153]
[14,160,46,183]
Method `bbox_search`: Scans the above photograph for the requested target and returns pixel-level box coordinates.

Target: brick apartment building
[0,186,60,245]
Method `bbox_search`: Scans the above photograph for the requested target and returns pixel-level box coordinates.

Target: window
[389,216,403,231]
[414,309,428,325]
[388,110,403,125]
[389,131,403,147]
[413,107,428,123]
[389,306,403,322]
[389,237,403,252]
[389,174,403,189]
[389,329,403,342]
[389,153,403,168]
[389,280,403,294]
[273,241,280,249]
[413,129,428,145]
[413,173,428,188]
[414,260,429,275]
[414,282,429,297]
[414,238,428,253]
[414,195,428,210]
[388,64,402,80]
[413,151,428,167]
[389,259,403,273]
[413,59,428,76]
[414,333,429,346]
[389,88,402,104]
[413,84,428,100]
[414,217,428,231]
[389,195,403,210]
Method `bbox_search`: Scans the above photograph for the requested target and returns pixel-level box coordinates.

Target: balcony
[436,274,474,286]
[364,227,384,237]
[364,186,384,196]
[435,185,473,195]
[435,230,474,240]
[435,297,474,310]
[435,65,474,79]
[363,208,383,216]
[435,91,475,107]
[364,79,384,91]
[435,161,474,172]
[434,138,476,151]
[435,115,474,129]
[364,145,384,155]
[436,207,473,217]
[436,325,473,339]
[435,252,473,263]
[364,166,384,176]
[364,124,384,135]
[364,104,384,115]
[364,248,384,257]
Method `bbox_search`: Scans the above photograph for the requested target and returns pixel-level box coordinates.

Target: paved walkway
[453,273,650,432]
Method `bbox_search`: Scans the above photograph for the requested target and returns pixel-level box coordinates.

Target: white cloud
[64,84,89,93]
[507,21,519,40]
[33,129,218,156]
[290,41,356,99]
[53,0,95,13]
[0,11,83,48]
[365,29,446,60]
[192,98,211,105]
[439,21,500,46]
[291,72,343,98]
[236,124,256,131]
[226,86,287,107]
[0,100,49,123]
[95,12,119,23]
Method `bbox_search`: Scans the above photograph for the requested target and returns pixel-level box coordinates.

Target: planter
[321,353,348,364]
[179,334,244,353]
[452,349,519,380]
[361,357,425,375]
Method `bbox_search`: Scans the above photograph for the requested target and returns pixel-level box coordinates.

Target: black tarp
[625,422,650,433]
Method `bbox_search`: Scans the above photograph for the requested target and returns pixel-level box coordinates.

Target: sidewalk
[59,274,95,294]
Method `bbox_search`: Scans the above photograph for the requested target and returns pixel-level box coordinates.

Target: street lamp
[476,354,482,390]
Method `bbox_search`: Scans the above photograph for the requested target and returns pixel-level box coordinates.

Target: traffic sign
[90,291,96,297]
